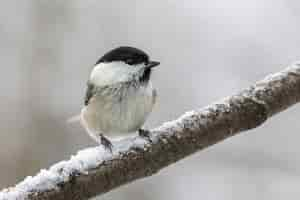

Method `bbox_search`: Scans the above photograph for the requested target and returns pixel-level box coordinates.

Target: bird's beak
[146,61,160,68]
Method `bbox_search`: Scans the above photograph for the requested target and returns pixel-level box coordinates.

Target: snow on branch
[2,63,300,200]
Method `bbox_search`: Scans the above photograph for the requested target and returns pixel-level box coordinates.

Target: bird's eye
[125,59,133,65]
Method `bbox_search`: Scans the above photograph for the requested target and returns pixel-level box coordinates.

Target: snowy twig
[2,63,300,200]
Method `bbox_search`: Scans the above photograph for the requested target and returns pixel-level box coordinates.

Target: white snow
[0,136,150,200]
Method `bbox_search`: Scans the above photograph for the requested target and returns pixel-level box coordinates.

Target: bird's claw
[100,134,113,153]
[138,128,152,142]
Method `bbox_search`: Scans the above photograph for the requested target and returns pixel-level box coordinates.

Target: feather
[67,114,81,124]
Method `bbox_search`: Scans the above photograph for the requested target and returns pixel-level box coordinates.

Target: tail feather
[67,114,81,124]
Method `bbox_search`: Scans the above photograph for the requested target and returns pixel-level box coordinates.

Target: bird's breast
[81,82,156,136]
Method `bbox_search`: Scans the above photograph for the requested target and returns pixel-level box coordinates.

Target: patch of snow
[0,138,148,200]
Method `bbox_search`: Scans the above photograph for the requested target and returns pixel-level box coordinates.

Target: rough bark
[1,63,300,200]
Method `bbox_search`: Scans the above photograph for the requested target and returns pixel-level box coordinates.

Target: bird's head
[90,46,160,86]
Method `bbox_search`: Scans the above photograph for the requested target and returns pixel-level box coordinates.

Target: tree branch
[2,63,300,200]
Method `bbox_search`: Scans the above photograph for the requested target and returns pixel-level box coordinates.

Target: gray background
[1,0,300,199]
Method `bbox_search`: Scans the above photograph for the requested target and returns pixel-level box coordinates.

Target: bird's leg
[99,134,113,152]
[138,128,152,141]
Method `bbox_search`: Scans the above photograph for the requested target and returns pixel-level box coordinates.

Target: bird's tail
[67,114,81,124]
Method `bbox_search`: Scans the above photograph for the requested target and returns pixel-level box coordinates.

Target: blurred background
[1,0,300,199]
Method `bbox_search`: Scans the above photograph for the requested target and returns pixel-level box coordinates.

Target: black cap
[96,46,150,66]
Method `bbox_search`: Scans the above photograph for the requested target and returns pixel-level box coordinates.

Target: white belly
[81,82,156,140]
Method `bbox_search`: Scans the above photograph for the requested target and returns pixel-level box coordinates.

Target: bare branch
[2,63,300,200]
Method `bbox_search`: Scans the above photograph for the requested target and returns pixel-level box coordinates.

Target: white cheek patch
[90,62,145,86]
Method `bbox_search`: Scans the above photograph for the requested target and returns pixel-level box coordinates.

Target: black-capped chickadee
[80,46,160,151]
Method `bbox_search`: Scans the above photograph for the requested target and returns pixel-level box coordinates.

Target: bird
[79,46,160,152]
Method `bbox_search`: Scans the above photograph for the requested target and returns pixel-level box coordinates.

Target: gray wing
[84,81,96,106]
[84,81,134,106]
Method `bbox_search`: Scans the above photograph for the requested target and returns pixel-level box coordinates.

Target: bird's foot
[99,134,113,153]
[138,128,152,142]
